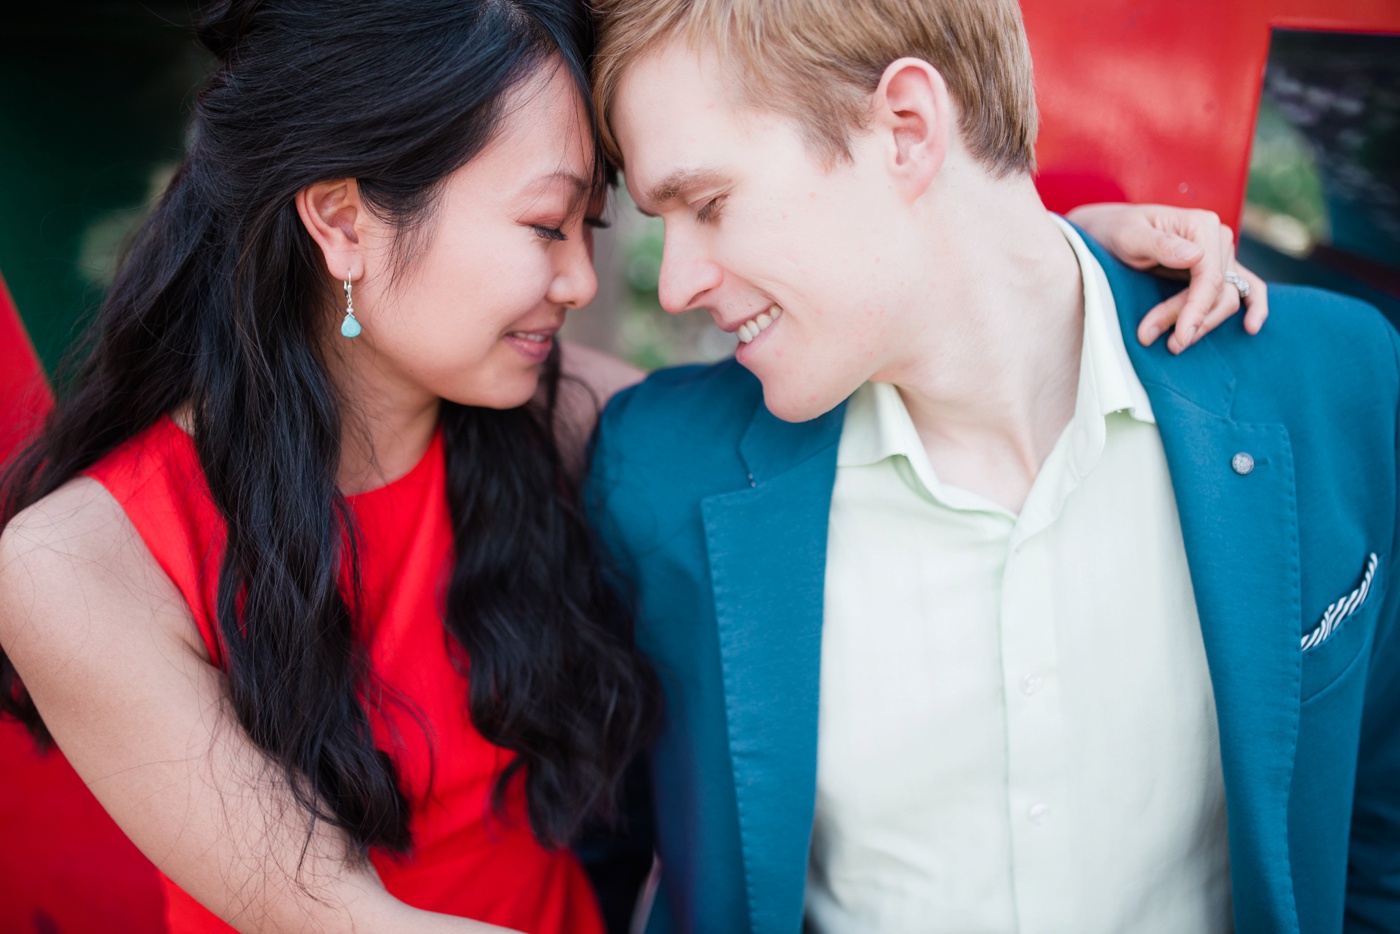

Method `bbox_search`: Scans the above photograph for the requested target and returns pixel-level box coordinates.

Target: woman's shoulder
[559,340,646,405]
[554,341,647,474]
[0,419,212,667]
[0,476,202,665]
[1,474,131,569]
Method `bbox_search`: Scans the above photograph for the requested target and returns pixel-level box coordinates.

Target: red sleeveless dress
[85,417,605,934]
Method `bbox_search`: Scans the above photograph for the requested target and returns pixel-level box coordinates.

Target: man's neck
[876,178,1086,513]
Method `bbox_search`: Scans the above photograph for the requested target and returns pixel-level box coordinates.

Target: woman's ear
[870,57,953,202]
[294,179,365,282]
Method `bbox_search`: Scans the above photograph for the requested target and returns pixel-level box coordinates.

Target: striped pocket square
[1301,552,1379,652]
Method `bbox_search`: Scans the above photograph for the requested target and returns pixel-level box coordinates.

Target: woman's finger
[1182,279,1248,347]
[1137,288,1190,347]
[1238,265,1270,335]
[1168,215,1231,349]
[1150,260,1270,351]
[1144,229,1207,270]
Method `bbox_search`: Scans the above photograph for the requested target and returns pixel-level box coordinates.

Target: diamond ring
[1224,270,1251,301]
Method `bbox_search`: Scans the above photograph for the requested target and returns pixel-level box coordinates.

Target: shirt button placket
[1000,537,1070,934]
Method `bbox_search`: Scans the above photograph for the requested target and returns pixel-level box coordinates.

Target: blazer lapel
[700,400,845,934]
[1087,234,1302,934]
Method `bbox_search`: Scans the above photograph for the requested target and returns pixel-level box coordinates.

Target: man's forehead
[612,41,764,141]
[612,45,757,202]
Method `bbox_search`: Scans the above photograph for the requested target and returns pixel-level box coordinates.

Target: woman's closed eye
[532,224,568,242]
[534,213,610,241]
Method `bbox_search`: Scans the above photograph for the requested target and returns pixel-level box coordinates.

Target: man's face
[613,42,921,423]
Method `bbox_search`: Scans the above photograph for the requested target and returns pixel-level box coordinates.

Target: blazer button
[1231,452,1255,475]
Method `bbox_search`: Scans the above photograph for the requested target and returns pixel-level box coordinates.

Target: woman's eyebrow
[517,171,592,212]
[543,171,591,196]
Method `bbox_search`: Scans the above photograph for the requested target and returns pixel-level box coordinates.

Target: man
[584,1,1400,931]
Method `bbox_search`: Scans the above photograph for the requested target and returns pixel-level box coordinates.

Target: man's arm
[580,389,661,934]
[1344,326,1400,931]
[582,385,645,589]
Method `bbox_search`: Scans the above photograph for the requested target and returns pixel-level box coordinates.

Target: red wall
[0,279,166,930]
[1025,0,1400,229]
[0,275,50,462]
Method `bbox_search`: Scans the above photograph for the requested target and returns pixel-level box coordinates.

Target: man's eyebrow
[642,169,727,212]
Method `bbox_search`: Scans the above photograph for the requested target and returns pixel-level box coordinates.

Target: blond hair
[592,0,1038,176]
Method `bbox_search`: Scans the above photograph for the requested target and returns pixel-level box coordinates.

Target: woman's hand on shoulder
[0,481,514,934]
[1066,202,1269,355]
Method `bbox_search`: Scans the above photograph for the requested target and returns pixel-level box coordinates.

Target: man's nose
[656,230,722,315]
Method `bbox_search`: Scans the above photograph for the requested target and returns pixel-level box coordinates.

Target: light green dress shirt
[805,219,1232,933]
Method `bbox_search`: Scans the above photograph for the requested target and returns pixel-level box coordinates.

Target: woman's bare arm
[0,478,515,934]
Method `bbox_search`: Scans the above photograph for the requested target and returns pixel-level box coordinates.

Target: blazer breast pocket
[1301,552,1383,703]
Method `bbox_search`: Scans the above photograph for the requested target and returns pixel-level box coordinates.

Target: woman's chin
[446,375,541,411]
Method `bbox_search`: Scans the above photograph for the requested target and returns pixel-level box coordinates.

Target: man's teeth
[509,332,550,343]
[736,307,782,344]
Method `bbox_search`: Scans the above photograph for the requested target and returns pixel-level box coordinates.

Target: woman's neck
[324,332,442,496]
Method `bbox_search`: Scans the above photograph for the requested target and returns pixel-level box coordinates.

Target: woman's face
[346,63,601,411]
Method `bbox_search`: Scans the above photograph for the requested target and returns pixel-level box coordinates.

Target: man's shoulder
[1086,230,1400,405]
[587,359,764,558]
[1246,283,1392,350]
[596,357,764,457]
[1206,284,1400,408]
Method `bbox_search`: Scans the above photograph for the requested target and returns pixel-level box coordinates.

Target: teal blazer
[587,235,1400,934]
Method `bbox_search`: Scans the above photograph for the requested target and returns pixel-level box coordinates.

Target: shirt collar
[837,380,996,510]
[836,379,912,469]
[1054,215,1156,425]
[837,214,1155,486]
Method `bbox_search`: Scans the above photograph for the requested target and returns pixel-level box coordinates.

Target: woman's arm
[0,479,515,934]
[1068,202,1269,354]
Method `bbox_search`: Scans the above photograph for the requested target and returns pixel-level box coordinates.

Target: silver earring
[341,277,361,338]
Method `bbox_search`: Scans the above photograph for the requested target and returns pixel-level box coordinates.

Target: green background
[1,2,206,376]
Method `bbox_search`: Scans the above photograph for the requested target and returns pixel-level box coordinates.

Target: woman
[0,0,1260,931]
[0,1,654,931]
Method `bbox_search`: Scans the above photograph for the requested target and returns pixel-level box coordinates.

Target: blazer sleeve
[1344,325,1400,931]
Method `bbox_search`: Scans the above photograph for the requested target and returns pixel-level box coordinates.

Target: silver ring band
[1224,270,1251,300]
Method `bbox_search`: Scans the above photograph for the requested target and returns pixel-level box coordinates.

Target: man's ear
[294,179,366,282]
[870,58,953,201]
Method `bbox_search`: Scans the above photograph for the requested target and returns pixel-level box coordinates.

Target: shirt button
[1231,452,1255,475]
[1021,673,1043,696]
[1028,803,1051,824]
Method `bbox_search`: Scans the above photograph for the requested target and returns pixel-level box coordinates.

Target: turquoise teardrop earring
[341,277,361,338]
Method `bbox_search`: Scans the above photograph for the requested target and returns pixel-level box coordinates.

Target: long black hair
[0,0,656,855]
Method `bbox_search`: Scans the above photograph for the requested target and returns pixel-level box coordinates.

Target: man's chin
[758,378,850,424]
